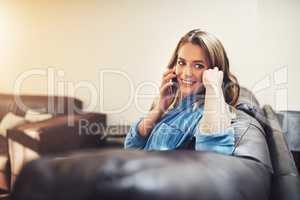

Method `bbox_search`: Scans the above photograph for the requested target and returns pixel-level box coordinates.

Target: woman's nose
[183,64,193,76]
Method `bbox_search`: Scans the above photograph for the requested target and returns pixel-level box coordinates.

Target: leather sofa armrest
[276,110,300,152]
[7,112,106,155]
[263,105,300,200]
[276,110,300,182]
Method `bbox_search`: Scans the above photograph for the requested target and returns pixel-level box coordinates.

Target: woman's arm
[138,68,177,137]
[194,67,234,155]
[195,84,234,155]
[199,86,231,133]
[199,67,231,133]
[125,68,177,149]
[137,104,164,137]
[124,103,164,149]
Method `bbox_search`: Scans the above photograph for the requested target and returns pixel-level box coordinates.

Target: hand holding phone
[158,68,178,111]
[168,73,178,95]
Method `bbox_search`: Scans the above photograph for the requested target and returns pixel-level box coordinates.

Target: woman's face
[175,42,210,98]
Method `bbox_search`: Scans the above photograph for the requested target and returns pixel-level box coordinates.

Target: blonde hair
[165,29,240,111]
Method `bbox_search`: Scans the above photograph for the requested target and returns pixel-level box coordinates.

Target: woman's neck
[178,89,205,105]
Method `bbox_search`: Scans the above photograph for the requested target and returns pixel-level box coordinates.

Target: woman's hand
[157,67,177,112]
[203,67,223,92]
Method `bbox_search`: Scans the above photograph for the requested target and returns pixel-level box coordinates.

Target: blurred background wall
[0,0,299,125]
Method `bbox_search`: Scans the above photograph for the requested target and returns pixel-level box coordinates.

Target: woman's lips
[180,79,196,86]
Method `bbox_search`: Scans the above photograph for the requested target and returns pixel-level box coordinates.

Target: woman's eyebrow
[178,57,205,63]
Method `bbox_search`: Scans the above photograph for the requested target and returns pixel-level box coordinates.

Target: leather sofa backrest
[0,93,83,120]
[236,87,266,121]
[236,87,261,108]
[12,149,272,200]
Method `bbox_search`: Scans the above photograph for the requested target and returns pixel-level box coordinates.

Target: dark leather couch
[10,89,300,200]
[0,93,106,199]
[277,110,300,173]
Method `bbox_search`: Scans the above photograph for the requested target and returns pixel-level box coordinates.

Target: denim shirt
[124,94,235,155]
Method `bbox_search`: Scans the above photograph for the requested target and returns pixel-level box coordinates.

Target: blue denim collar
[177,92,205,110]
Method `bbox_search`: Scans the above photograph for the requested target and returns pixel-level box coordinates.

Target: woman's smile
[179,78,197,87]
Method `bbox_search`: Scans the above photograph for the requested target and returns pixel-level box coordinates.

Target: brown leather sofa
[9,88,300,200]
[0,93,106,199]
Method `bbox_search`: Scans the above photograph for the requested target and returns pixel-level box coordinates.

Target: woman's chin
[179,85,204,97]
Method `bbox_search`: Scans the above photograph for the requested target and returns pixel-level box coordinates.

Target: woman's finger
[203,69,208,83]
[162,68,175,77]
[218,70,224,83]
[161,72,176,86]
[160,81,174,95]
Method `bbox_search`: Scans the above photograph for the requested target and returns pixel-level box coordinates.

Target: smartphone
[169,75,178,95]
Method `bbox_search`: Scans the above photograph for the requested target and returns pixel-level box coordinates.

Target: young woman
[124,29,240,155]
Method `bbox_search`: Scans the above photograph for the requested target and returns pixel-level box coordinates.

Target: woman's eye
[194,63,204,69]
[177,60,185,66]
